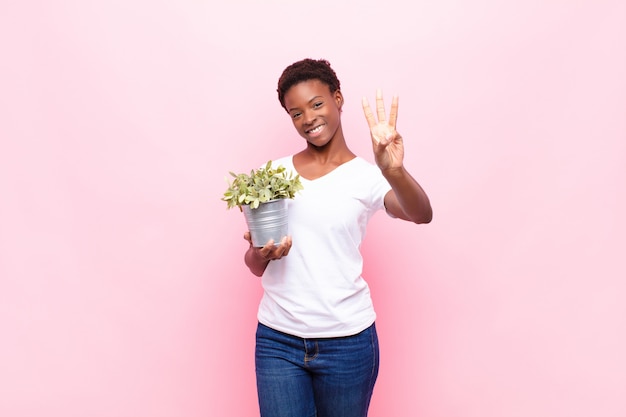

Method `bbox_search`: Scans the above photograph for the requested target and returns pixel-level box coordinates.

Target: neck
[305,127,354,161]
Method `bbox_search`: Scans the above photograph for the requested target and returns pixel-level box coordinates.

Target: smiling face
[283,79,344,148]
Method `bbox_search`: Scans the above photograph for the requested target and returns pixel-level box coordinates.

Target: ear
[334,90,344,110]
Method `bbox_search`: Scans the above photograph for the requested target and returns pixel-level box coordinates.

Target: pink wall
[1,1,625,416]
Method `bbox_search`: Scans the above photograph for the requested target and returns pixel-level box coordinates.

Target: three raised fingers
[362,89,399,129]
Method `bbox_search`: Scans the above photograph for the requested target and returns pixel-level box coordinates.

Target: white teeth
[308,125,323,133]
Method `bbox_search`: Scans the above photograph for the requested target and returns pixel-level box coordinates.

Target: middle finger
[376,89,386,123]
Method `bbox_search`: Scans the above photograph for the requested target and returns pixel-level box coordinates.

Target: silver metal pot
[242,199,288,247]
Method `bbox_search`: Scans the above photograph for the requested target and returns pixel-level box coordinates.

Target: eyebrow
[287,95,323,113]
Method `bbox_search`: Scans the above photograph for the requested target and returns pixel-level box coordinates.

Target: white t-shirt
[257,155,392,338]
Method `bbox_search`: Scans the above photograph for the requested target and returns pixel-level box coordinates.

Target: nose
[303,109,316,125]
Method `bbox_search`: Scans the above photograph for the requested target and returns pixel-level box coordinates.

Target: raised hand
[362,89,405,171]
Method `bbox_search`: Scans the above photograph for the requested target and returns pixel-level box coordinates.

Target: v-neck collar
[291,155,359,182]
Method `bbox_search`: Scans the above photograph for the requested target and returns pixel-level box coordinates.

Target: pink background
[1,1,625,416]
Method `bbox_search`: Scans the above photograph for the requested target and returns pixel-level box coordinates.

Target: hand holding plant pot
[222,161,303,247]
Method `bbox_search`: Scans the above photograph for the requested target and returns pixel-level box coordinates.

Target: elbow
[386,194,433,224]
[418,200,433,224]
[393,206,433,224]
[411,206,433,225]
[414,212,432,225]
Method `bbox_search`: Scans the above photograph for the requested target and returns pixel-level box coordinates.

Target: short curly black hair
[277,58,341,111]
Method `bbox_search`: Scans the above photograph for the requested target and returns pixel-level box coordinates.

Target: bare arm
[362,90,432,224]
[382,166,432,223]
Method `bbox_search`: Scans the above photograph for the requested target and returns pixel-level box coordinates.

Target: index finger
[361,96,376,128]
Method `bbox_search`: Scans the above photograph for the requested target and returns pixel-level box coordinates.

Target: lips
[305,124,325,135]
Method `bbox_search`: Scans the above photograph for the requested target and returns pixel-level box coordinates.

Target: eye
[313,101,323,109]
[291,112,302,119]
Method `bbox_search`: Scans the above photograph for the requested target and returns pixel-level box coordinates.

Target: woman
[243,58,432,417]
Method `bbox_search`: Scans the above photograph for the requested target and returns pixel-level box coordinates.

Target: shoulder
[349,157,383,177]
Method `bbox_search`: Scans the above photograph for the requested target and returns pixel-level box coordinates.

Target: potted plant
[222,160,303,246]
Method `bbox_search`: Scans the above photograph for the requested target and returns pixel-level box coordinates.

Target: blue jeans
[255,322,379,417]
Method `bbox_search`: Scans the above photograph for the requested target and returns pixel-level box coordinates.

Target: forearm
[244,246,270,277]
[382,166,433,224]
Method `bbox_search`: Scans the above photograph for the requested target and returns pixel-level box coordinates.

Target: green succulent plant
[222,160,304,210]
